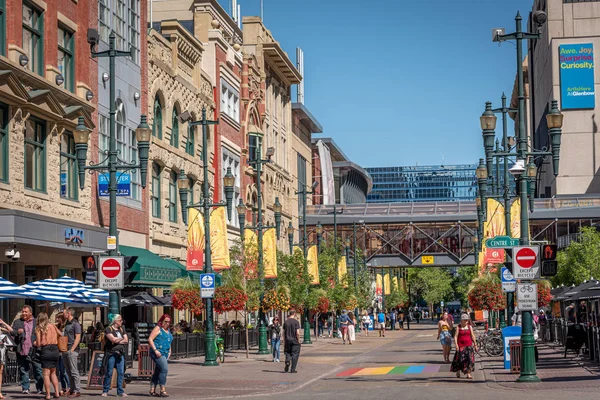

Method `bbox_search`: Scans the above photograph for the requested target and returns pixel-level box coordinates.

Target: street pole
[352,223,359,328]
[255,140,269,354]
[301,187,312,345]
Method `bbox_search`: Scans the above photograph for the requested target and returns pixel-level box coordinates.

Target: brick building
[0,0,100,318]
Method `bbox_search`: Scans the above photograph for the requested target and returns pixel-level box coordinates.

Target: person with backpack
[102,314,129,397]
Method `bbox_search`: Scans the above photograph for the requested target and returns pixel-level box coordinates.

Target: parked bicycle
[475,329,504,357]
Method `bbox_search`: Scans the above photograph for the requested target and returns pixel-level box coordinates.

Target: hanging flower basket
[311,296,330,314]
[339,296,358,311]
[261,288,290,312]
[468,278,506,311]
[171,288,204,316]
[213,286,248,314]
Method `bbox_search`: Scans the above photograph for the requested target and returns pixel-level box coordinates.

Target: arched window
[151,163,161,218]
[171,107,179,148]
[168,170,177,222]
[152,96,162,139]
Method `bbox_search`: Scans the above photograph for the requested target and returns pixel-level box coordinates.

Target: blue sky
[219,0,533,167]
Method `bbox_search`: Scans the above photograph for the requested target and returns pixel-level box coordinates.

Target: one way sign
[512,246,540,280]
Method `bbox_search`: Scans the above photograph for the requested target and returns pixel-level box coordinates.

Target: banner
[384,272,391,295]
[559,43,595,110]
[263,228,277,278]
[392,276,399,291]
[479,199,505,272]
[337,256,347,285]
[307,245,319,284]
[210,207,231,271]
[186,208,204,271]
[376,273,382,295]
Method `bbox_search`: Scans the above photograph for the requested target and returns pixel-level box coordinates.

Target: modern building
[366,164,477,203]
[525,0,600,197]
[312,137,372,205]
[0,0,100,318]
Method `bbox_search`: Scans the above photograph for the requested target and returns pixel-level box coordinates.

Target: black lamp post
[476,159,488,219]
[75,30,151,320]
[177,109,235,366]
[237,199,247,241]
[316,223,323,254]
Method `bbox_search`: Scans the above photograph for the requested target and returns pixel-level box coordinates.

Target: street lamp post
[75,30,151,320]
[241,137,282,355]
[490,10,563,382]
[177,108,235,366]
[296,181,319,345]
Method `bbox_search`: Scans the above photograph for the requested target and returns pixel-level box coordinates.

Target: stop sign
[515,247,537,268]
[101,258,121,278]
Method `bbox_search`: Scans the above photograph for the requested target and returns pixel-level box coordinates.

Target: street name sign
[516,282,538,311]
[200,273,215,299]
[486,236,519,248]
[501,267,516,292]
[98,256,124,290]
[512,246,540,280]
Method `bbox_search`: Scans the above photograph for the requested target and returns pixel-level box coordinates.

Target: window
[57,26,74,92]
[248,134,261,163]
[98,0,140,64]
[186,124,195,156]
[60,132,78,200]
[220,79,239,122]
[222,148,241,228]
[168,170,177,222]
[151,163,161,218]
[0,0,6,56]
[0,102,7,182]
[171,108,179,148]
[153,97,162,139]
[22,2,43,75]
[24,117,46,192]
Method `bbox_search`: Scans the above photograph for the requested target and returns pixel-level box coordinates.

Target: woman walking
[361,312,370,337]
[436,311,453,363]
[54,314,69,396]
[451,314,478,379]
[35,312,61,399]
[102,314,129,397]
[347,312,356,344]
[268,317,282,362]
[148,314,173,397]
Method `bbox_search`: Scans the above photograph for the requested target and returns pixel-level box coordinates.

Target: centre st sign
[486,236,519,249]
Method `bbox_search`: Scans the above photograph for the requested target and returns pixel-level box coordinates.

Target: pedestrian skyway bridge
[305,196,600,268]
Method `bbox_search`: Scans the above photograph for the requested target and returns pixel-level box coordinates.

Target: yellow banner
[307,245,319,284]
[244,229,257,248]
[186,208,204,271]
[210,207,230,271]
[479,198,506,272]
[337,256,347,284]
[384,272,391,295]
[263,228,277,278]
[376,273,382,295]
[393,276,399,291]
[510,198,521,238]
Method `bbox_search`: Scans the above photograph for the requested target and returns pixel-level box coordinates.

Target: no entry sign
[512,246,540,280]
[98,256,124,290]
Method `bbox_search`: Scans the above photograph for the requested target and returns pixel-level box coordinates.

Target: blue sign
[502,326,522,369]
[98,173,131,196]
[200,273,215,299]
[559,43,595,109]
[64,227,84,245]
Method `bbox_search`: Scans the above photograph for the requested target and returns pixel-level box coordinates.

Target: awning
[119,245,186,287]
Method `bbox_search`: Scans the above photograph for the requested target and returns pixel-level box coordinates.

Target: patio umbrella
[52,275,109,300]
[123,292,166,306]
[21,279,107,306]
[0,277,40,299]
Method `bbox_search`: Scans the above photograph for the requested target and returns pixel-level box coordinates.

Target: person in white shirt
[361,312,370,337]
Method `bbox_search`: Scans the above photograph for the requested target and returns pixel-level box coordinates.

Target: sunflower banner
[307,245,319,284]
[479,198,506,273]
[384,271,391,295]
[186,207,204,271]
[376,273,382,295]
[337,256,347,287]
[263,228,278,278]
[392,275,399,292]
[243,229,258,278]
[210,207,230,271]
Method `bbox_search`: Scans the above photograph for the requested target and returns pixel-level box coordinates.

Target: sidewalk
[480,342,600,391]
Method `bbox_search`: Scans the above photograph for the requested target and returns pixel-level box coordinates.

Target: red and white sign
[98,256,124,290]
[485,248,505,264]
[512,246,540,280]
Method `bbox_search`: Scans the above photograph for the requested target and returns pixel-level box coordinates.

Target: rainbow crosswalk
[336,365,442,377]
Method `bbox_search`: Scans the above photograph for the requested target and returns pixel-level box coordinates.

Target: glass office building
[366,164,478,203]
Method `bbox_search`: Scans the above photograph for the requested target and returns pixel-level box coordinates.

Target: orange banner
[307,245,319,284]
[376,273,382,295]
[210,207,230,271]
[479,198,506,272]
[186,208,204,271]
[384,271,391,295]
[263,228,277,278]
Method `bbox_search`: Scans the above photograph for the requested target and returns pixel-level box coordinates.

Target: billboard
[559,43,595,110]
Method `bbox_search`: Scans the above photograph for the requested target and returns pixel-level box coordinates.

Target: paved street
[4,322,599,400]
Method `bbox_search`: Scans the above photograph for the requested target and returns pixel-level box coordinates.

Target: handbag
[58,336,69,352]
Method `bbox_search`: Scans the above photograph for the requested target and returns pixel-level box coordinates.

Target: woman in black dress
[35,312,61,399]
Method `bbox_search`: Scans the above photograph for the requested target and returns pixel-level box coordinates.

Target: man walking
[390,309,397,331]
[11,305,43,394]
[283,310,301,373]
[63,307,82,397]
[339,311,351,344]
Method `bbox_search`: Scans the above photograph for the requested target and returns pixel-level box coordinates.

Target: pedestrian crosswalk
[336,364,448,377]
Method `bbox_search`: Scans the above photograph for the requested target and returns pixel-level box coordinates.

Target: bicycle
[215,337,225,363]
[476,329,504,357]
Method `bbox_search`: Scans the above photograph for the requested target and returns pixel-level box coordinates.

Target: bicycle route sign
[200,273,215,299]
[512,246,541,280]
[516,282,538,311]
[501,267,516,293]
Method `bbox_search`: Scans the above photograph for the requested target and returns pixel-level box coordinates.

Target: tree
[553,227,600,286]
[276,249,312,310]
[452,266,478,306]
[408,268,454,308]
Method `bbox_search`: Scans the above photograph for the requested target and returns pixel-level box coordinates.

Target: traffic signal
[123,256,138,284]
[541,244,557,261]
[542,260,558,277]
[81,255,98,271]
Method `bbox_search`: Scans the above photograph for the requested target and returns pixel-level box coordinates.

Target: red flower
[468,279,506,311]
[213,287,248,314]
[172,288,204,316]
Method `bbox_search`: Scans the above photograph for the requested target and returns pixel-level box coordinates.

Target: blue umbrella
[52,276,109,300]
[0,277,39,299]
[21,279,107,306]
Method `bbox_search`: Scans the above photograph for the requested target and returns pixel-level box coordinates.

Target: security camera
[4,248,15,259]
[11,251,20,261]
[533,10,547,27]
[87,29,100,50]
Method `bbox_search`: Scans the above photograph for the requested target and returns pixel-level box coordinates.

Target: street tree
[553,227,600,286]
